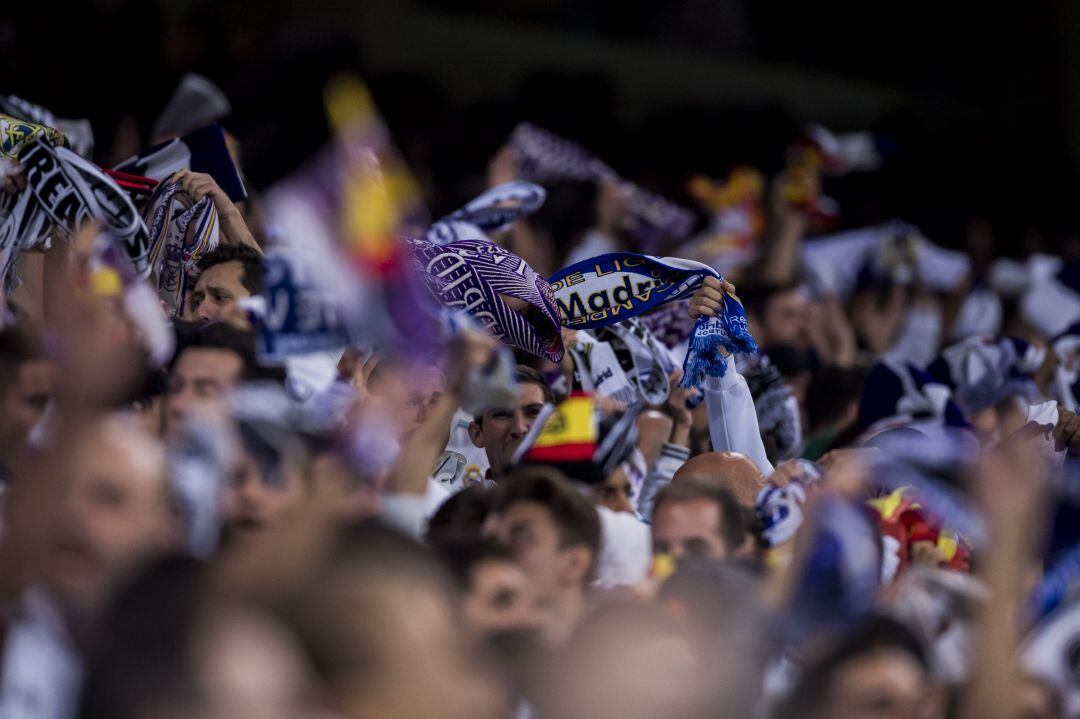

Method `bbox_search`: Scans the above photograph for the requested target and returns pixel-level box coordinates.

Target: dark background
[5,0,1078,255]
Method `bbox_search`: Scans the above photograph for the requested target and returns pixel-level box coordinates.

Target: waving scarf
[508,122,694,245]
[0,96,93,159]
[426,181,546,245]
[407,237,564,362]
[549,252,756,387]
[114,123,247,202]
[20,139,151,275]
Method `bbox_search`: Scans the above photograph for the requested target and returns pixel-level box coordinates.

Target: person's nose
[510,410,530,438]
[197,302,218,322]
[166,387,193,426]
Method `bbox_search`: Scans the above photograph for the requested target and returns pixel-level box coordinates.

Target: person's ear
[560,544,593,586]
[468,420,485,448]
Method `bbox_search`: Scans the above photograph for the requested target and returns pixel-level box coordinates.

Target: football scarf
[0,113,65,160]
[425,180,546,245]
[508,122,694,245]
[548,252,756,387]
[20,139,152,276]
[114,123,247,202]
[407,237,564,362]
[595,316,677,405]
[142,180,219,316]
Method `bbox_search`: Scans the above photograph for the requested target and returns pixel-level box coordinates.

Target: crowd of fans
[1,27,1080,719]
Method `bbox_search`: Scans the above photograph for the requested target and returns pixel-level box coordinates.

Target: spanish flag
[524,391,597,464]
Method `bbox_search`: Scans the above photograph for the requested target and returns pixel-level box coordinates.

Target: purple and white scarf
[407,237,564,362]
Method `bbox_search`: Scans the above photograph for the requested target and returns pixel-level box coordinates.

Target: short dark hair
[515,364,555,405]
[773,615,929,719]
[473,364,554,425]
[493,466,601,578]
[196,244,264,296]
[0,323,45,396]
[425,484,495,547]
[170,321,286,384]
[806,365,868,432]
[652,477,746,553]
[433,536,515,592]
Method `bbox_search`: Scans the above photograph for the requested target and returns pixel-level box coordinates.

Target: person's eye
[684,538,712,556]
[491,410,513,421]
[525,406,542,419]
[509,525,531,548]
[491,588,517,610]
[212,292,229,303]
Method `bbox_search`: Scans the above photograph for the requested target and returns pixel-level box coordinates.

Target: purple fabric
[407,238,564,362]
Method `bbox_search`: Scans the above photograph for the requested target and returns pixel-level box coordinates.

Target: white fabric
[284,350,345,403]
[594,506,651,588]
[379,478,452,541]
[950,287,1002,341]
[1021,601,1080,719]
[703,354,775,477]
[885,304,942,368]
[0,590,82,719]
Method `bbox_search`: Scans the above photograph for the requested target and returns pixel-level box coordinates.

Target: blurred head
[487,467,600,604]
[366,357,445,439]
[221,426,313,543]
[426,484,495,546]
[437,537,538,639]
[535,602,713,719]
[0,324,52,458]
[651,477,745,560]
[294,521,505,719]
[468,366,553,480]
[164,323,283,441]
[742,283,810,349]
[192,245,264,328]
[43,416,180,623]
[80,557,324,719]
[774,615,937,719]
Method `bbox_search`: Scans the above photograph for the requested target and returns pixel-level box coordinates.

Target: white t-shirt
[0,589,81,719]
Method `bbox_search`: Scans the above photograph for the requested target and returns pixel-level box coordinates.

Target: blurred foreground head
[44,415,180,625]
[290,521,506,719]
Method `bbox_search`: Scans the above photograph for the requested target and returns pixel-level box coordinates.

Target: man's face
[164,348,244,440]
[43,426,176,619]
[825,648,933,719]
[367,363,444,439]
[0,359,52,455]
[462,558,537,638]
[488,500,576,602]
[469,383,546,479]
[593,466,635,514]
[193,261,251,328]
[221,448,309,540]
[651,498,726,560]
[762,289,810,348]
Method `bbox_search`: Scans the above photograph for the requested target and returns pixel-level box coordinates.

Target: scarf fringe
[679,314,758,389]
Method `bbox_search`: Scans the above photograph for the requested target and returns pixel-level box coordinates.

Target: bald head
[672,452,765,509]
